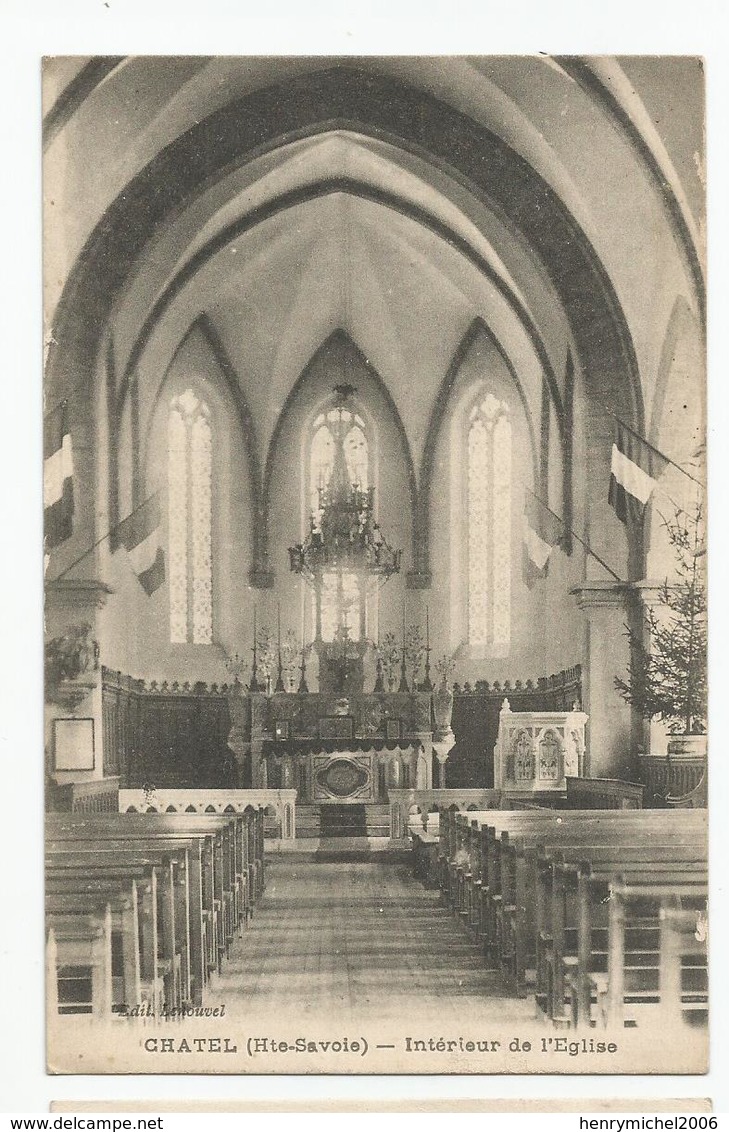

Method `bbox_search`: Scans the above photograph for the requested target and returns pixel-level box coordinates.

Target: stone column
[44,579,113,784]
[571,581,643,781]
[432,747,452,788]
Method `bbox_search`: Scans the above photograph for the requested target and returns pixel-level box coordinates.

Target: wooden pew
[44,810,264,1023]
[46,889,141,1012]
[437,810,706,1002]
[49,811,238,948]
[46,903,113,1020]
[410,828,440,886]
[656,900,709,1026]
[434,808,708,1032]
[46,871,160,1013]
[497,828,705,993]
[49,836,209,1003]
[46,928,59,1023]
[451,810,705,903]
[244,808,265,905]
[46,810,263,1008]
[537,853,707,1025]
[580,876,708,1030]
[47,848,185,1010]
[114,809,261,924]
[49,814,244,980]
[444,810,705,964]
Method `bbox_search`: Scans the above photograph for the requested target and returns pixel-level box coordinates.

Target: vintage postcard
[43,55,707,1075]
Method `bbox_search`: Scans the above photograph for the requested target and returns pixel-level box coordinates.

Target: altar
[228,689,434,800]
[227,383,437,809]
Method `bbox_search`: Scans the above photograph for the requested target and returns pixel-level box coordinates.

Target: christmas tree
[615,497,707,735]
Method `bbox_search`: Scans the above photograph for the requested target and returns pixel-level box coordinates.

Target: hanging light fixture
[289,385,401,640]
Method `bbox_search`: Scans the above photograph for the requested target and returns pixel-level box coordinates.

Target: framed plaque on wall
[53,717,95,771]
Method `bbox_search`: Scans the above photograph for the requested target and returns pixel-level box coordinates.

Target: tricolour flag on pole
[608,421,669,524]
[116,493,165,595]
[522,492,564,587]
[43,401,74,548]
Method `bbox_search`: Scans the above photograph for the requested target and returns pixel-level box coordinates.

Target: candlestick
[275,601,285,692]
[398,594,409,693]
[297,643,309,695]
[250,607,262,692]
[422,605,433,691]
[300,580,305,653]
[373,653,385,694]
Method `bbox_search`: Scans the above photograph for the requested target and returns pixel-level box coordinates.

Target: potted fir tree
[615,498,707,760]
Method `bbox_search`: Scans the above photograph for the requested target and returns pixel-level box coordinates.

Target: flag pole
[524,486,624,583]
[46,491,159,585]
[597,402,706,488]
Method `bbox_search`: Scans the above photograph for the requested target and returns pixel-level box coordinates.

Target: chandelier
[288,387,402,588]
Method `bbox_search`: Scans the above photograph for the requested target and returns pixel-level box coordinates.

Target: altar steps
[266,838,404,857]
[296,803,390,840]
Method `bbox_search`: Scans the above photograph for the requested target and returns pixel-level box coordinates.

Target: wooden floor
[217,858,536,1025]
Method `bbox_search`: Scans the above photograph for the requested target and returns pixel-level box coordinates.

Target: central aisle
[217,858,536,1025]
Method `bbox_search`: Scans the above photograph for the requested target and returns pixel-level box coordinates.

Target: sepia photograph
[42,54,708,1076]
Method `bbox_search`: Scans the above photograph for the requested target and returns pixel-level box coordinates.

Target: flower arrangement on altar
[377,632,400,692]
[404,624,426,689]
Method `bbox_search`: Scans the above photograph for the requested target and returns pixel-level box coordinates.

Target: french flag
[609,422,669,524]
[43,401,74,548]
[522,492,563,587]
[116,493,165,595]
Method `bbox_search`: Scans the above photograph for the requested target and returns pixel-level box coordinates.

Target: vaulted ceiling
[44,56,704,461]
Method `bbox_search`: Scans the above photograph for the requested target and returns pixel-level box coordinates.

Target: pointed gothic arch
[416,317,542,582]
[261,329,418,585]
[47,67,650,582]
[48,67,645,439]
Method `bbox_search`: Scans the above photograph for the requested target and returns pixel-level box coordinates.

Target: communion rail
[118,788,297,841]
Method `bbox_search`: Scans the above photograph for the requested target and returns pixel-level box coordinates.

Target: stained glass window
[168,390,213,644]
[467,393,511,651]
[309,405,370,642]
[310,407,368,518]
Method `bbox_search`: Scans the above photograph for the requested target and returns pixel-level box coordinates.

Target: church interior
[42,56,708,1061]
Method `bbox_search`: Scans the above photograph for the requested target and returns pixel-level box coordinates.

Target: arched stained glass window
[467,392,511,652]
[168,389,213,644]
[308,404,370,642]
[310,407,369,517]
